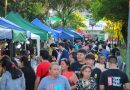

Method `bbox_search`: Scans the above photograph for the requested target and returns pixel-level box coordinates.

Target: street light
[89,18,96,39]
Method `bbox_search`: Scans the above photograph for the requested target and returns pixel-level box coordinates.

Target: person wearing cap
[99,56,129,90]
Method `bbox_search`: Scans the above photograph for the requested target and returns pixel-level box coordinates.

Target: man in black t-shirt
[99,56,129,90]
[70,49,86,78]
[86,54,101,90]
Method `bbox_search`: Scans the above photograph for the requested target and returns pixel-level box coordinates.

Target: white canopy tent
[31,33,40,56]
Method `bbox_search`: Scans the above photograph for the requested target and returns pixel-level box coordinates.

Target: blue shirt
[100,49,109,62]
[0,71,25,90]
[38,75,71,90]
[59,49,69,61]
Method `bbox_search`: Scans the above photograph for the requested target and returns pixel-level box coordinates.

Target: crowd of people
[0,39,129,90]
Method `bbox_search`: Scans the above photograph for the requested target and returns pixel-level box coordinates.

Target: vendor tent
[76,29,86,35]
[55,27,74,42]
[32,18,61,41]
[48,16,61,21]
[0,25,27,42]
[0,26,12,39]
[0,17,23,30]
[5,12,48,40]
[66,28,83,40]
[13,30,27,42]
[0,17,31,38]
[31,33,40,56]
[60,31,74,41]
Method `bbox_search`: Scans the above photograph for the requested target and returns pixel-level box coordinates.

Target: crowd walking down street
[0,0,130,90]
[0,39,130,90]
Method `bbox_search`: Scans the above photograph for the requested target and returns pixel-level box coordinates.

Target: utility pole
[126,0,130,78]
[5,0,7,16]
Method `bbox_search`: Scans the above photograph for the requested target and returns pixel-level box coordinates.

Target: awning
[66,28,83,40]
[76,29,86,35]
[0,26,27,42]
[32,18,61,41]
[0,26,12,39]
[48,16,61,21]
[5,12,48,40]
[0,17,31,38]
[55,27,74,41]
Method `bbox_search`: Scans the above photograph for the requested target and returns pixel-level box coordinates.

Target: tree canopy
[104,20,123,42]
[51,12,86,29]
[67,11,86,29]
[90,0,129,43]
[0,0,49,21]
[91,0,128,21]
[47,0,90,26]
[0,0,90,26]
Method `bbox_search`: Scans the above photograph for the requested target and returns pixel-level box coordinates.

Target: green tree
[20,2,46,21]
[51,12,86,29]
[90,0,128,44]
[0,0,49,21]
[51,21,62,29]
[16,0,49,21]
[67,11,86,29]
[104,20,123,45]
[47,0,90,26]
[0,0,4,16]
[0,0,90,27]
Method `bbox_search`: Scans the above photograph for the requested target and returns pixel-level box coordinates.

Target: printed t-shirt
[99,69,129,90]
[38,75,71,90]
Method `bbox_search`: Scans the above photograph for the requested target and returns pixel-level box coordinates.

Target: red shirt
[62,71,78,86]
[62,71,74,80]
[36,61,50,78]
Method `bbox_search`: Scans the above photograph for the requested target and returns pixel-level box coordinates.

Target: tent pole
[9,40,13,59]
